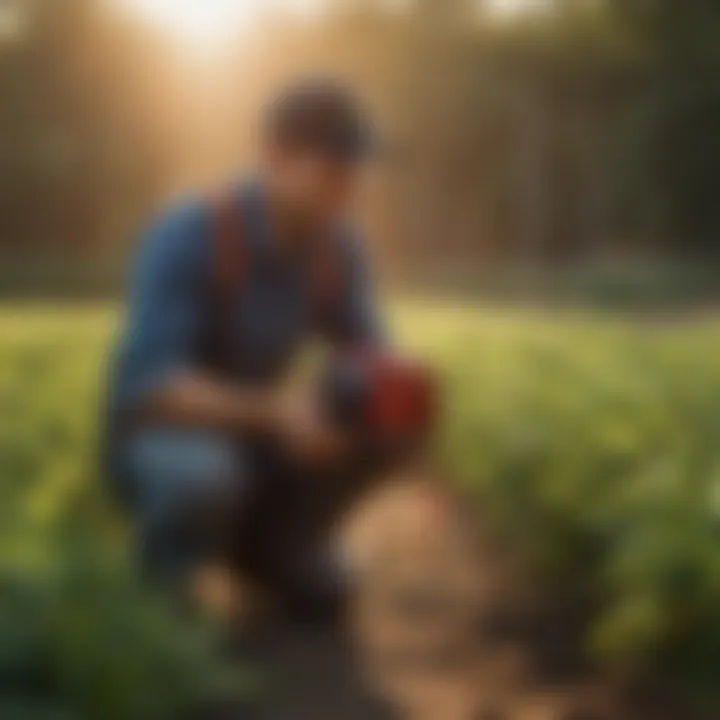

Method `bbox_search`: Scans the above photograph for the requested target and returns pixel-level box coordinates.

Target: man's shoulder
[132,195,213,278]
[152,194,212,240]
[145,194,213,247]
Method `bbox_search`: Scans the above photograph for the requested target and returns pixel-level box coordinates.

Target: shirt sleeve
[328,230,386,347]
[115,200,210,414]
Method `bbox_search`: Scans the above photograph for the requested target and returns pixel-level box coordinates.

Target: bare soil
[240,477,685,720]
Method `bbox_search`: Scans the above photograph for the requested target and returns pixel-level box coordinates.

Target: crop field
[3,302,720,717]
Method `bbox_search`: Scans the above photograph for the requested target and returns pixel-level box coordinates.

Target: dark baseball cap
[264,79,377,162]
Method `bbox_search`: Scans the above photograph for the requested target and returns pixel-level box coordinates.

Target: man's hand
[272,390,350,469]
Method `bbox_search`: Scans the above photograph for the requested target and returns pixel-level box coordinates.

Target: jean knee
[124,429,246,521]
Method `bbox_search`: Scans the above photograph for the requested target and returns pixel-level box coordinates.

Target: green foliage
[0,560,244,720]
[0,307,247,720]
[6,302,720,709]
[396,301,720,689]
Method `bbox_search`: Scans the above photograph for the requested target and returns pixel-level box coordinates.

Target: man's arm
[118,201,279,436]
[141,372,282,433]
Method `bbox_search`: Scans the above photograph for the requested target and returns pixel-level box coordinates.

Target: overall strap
[204,192,247,376]
[213,192,247,299]
[312,242,346,333]
[205,190,348,374]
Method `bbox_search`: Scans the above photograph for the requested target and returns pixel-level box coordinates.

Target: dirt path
[243,479,675,720]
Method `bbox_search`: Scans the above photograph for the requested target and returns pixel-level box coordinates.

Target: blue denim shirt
[107,181,383,431]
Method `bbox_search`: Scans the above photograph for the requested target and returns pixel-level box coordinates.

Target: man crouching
[105,79,388,623]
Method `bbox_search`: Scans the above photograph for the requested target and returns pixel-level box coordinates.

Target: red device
[320,349,439,452]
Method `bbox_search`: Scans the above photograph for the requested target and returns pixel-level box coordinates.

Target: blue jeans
[114,427,383,613]
[118,429,251,583]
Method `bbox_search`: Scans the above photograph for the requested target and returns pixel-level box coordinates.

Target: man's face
[265,143,362,228]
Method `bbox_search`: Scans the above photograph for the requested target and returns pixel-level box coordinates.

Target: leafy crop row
[4,303,720,714]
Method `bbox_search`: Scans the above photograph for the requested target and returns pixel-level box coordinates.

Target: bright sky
[487,0,548,15]
[115,0,545,46]
[115,0,323,46]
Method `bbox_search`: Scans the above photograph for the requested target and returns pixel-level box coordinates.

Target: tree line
[0,0,719,296]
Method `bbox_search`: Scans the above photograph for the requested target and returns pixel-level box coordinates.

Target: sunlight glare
[118,0,263,44]
[486,0,549,17]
